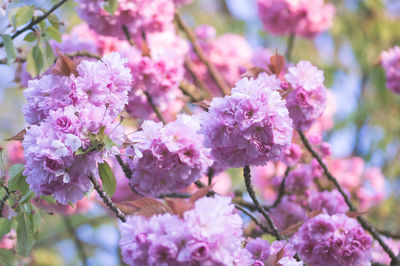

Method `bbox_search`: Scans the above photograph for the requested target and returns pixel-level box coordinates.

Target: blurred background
[1,0,400,265]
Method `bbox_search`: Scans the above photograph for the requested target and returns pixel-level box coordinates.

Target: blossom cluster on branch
[1,0,400,265]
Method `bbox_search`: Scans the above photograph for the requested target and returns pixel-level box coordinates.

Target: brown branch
[184,57,213,97]
[115,155,132,179]
[0,0,69,48]
[122,25,135,46]
[175,13,230,96]
[376,228,400,239]
[179,80,202,102]
[298,130,400,264]
[65,51,101,60]
[235,204,272,235]
[88,174,126,222]
[269,166,291,209]
[243,165,283,240]
[144,91,166,124]
[285,33,295,62]
[63,217,88,266]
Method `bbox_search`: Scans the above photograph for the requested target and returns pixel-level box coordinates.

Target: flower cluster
[380,46,400,93]
[77,0,175,43]
[246,238,301,265]
[119,196,247,265]
[293,213,372,265]
[257,0,335,38]
[285,61,327,131]
[199,73,293,168]
[125,115,212,196]
[126,31,188,121]
[22,53,131,204]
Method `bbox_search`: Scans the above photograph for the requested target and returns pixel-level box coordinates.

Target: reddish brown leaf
[308,210,323,218]
[281,221,304,237]
[346,210,368,218]
[52,51,79,77]
[274,243,288,265]
[241,67,268,79]
[6,128,26,142]
[193,99,211,110]
[269,52,285,76]
[189,185,213,204]
[165,198,194,218]
[115,198,172,217]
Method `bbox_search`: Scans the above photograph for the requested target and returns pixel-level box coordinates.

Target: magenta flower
[199,73,293,168]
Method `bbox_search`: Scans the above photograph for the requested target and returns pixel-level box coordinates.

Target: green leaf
[0,248,17,266]
[75,147,89,156]
[19,190,34,204]
[26,45,44,77]
[23,32,36,42]
[10,6,33,28]
[32,212,41,233]
[16,206,36,256]
[8,164,29,194]
[103,134,116,150]
[0,218,11,239]
[43,40,55,70]
[38,20,46,32]
[47,26,61,42]
[104,0,118,15]
[98,162,116,197]
[48,13,60,30]
[0,34,16,62]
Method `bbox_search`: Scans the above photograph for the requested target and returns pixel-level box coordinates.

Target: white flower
[52,140,69,157]
[65,134,82,152]
[63,173,71,183]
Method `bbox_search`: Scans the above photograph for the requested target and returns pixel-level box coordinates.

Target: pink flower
[292,214,372,265]
[381,46,400,93]
[199,74,293,168]
[77,0,175,44]
[285,61,327,131]
[257,0,335,39]
[125,115,212,196]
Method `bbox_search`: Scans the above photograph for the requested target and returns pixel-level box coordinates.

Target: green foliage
[98,161,117,197]
[9,6,33,28]
[0,34,16,62]
[0,218,11,239]
[47,26,62,43]
[0,248,17,266]
[8,164,28,194]
[23,32,37,42]
[26,44,44,77]
[104,0,119,15]
[16,204,36,256]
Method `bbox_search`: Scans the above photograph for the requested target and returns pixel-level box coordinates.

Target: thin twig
[269,167,291,209]
[179,80,202,102]
[184,58,213,97]
[207,167,214,186]
[122,25,135,46]
[63,217,88,266]
[235,204,272,235]
[285,33,295,62]
[175,13,230,96]
[0,0,69,48]
[65,51,101,60]
[144,91,166,124]
[88,175,126,222]
[243,165,283,240]
[376,228,400,239]
[0,186,10,217]
[0,51,100,65]
[116,155,132,179]
[160,193,191,199]
[298,130,400,264]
